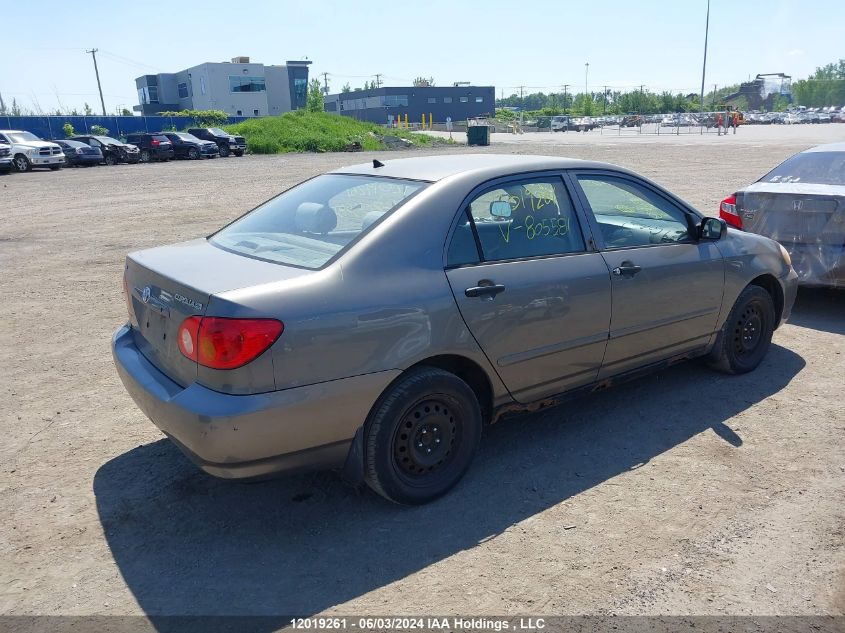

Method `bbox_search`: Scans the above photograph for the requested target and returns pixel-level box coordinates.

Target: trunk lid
[125,238,309,386]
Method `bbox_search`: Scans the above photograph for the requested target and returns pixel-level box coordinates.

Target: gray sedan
[113,155,798,504]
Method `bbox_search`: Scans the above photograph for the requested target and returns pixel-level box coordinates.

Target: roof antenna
[373,159,385,168]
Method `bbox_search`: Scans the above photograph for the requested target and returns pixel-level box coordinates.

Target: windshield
[211,174,427,269]
[209,128,228,136]
[8,132,42,143]
[175,133,201,141]
[761,152,845,186]
[95,136,123,145]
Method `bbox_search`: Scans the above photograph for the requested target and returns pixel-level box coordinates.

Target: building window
[137,88,148,105]
[229,76,266,93]
[427,97,436,104]
[253,109,259,116]
[443,97,452,103]
[178,83,189,99]
[475,96,483,103]
[382,94,409,107]
[200,77,206,95]
[460,96,468,103]
[293,78,307,108]
[236,110,242,116]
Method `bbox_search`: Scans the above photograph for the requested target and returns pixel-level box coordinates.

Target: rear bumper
[112,324,400,479]
[782,268,799,325]
[783,242,845,288]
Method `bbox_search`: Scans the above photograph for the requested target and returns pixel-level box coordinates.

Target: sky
[1,0,842,114]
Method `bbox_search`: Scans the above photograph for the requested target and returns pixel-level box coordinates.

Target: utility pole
[585,62,589,102]
[713,83,717,109]
[0,90,6,115]
[320,72,330,95]
[86,48,106,116]
[373,73,383,89]
[639,84,645,115]
[699,0,710,115]
[562,85,569,115]
[603,85,608,114]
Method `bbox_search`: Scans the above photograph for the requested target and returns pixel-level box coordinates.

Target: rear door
[571,171,725,379]
[445,173,611,403]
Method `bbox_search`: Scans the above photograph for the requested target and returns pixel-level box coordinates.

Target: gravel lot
[2,124,844,621]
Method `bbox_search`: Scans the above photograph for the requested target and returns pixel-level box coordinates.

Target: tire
[139,149,151,163]
[219,145,230,157]
[49,165,61,171]
[707,285,775,374]
[233,150,244,157]
[188,147,200,160]
[104,154,117,166]
[13,154,31,172]
[364,367,482,505]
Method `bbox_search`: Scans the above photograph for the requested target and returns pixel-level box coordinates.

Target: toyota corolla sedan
[113,155,798,504]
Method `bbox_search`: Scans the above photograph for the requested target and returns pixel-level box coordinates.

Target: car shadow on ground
[788,287,845,335]
[94,343,805,630]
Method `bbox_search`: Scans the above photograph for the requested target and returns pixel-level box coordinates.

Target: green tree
[90,124,109,136]
[341,83,351,93]
[62,122,76,137]
[307,78,325,112]
[11,98,22,116]
[83,102,93,116]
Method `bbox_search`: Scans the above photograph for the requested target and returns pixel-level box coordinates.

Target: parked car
[0,130,64,171]
[113,154,798,504]
[550,116,570,132]
[620,114,642,127]
[52,139,103,167]
[0,142,12,174]
[187,127,246,157]
[159,132,219,159]
[720,142,845,287]
[70,135,140,165]
[124,133,175,163]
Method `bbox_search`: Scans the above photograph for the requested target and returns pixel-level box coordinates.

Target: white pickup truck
[0,130,65,171]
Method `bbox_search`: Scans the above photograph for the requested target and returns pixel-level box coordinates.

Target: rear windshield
[761,152,845,186]
[211,174,427,269]
[152,135,170,142]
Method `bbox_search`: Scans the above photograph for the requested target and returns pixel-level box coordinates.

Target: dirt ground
[1,124,844,622]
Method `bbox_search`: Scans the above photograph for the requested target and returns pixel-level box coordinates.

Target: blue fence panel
[1,115,249,141]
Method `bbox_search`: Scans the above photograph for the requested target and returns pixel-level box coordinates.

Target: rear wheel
[364,367,482,505]
[707,285,775,374]
[13,154,31,172]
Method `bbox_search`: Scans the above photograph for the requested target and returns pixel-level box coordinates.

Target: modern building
[134,56,311,116]
[324,86,495,124]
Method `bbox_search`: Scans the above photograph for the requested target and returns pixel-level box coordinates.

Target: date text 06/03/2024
[289,616,547,630]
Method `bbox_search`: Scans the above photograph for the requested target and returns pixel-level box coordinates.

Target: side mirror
[700,216,728,241]
[490,200,512,219]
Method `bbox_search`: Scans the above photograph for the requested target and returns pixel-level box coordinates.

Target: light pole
[585,62,589,113]
[699,0,710,114]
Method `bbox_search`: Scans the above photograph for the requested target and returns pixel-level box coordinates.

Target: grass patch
[224,111,450,154]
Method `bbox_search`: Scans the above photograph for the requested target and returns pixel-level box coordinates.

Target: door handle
[612,261,643,277]
[465,282,506,298]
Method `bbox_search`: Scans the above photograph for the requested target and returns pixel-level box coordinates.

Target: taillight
[719,194,742,229]
[151,139,160,147]
[177,316,283,369]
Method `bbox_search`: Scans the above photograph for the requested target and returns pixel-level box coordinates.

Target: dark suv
[159,132,219,159]
[124,133,175,162]
[187,127,246,157]
[70,135,140,165]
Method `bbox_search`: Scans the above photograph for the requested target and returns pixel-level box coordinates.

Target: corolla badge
[141,286,151,303]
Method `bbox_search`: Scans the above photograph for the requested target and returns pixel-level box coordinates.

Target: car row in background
[0,127,247,173]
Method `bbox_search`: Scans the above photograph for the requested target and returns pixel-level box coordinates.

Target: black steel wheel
[707,285,775,374]
[364,367,482,505]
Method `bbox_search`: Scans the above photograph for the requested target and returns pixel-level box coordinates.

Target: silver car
[720,142,845,288]
[113,155,798,504]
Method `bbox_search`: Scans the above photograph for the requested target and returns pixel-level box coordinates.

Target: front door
[572,172,725,379]
[445,174,612,403]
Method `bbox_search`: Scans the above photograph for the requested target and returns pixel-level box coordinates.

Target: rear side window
[211,175,427,269]
[153,135,169,142]
[448,177,585,265]
[761,151,845,185]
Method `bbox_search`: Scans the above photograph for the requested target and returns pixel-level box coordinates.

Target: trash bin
[467,125,490,146]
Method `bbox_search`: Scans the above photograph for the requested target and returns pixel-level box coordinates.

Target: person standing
[717,113,724,136]
[731,110,739,134]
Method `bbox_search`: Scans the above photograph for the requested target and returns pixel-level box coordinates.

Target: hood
[16,140,60,149]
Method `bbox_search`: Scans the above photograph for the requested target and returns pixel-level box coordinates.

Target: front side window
[448,177,585,266]
[576,175,692,249]
[211,175,427,269]
[229,76,266,93]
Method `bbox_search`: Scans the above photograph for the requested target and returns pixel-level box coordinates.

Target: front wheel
[49,165,61,171]
[188,147,200,160]
[104,154,117,166]
[707,285,775,374]
[364,367,482,505]
[13,154,31,172]
[219,145,230,157]
[233,150,244,157]
[139,149,151,163]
